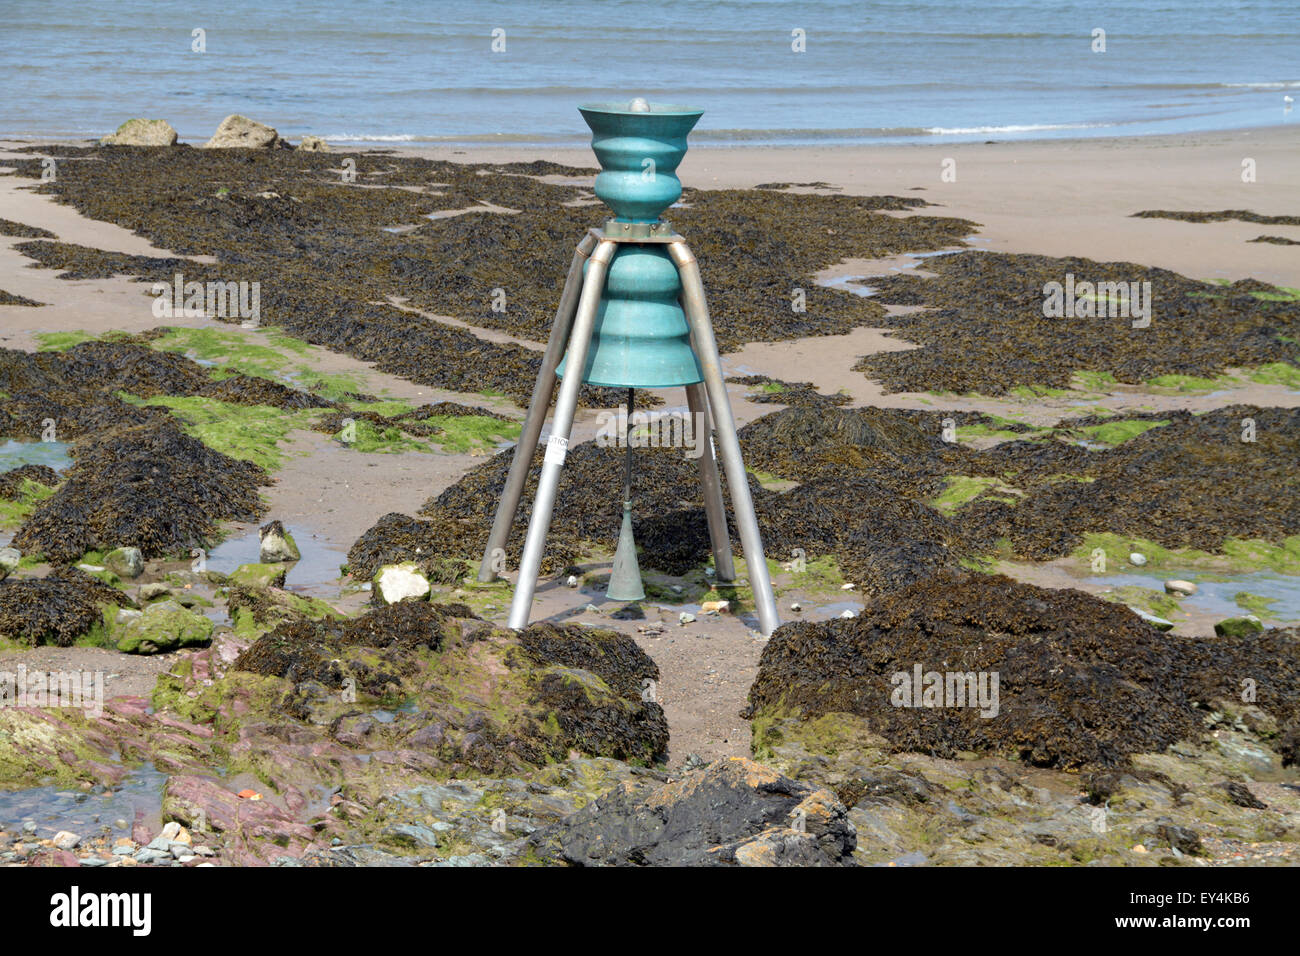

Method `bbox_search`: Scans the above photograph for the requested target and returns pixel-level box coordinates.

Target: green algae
[1075,419,1169,445]
[0,477,57,529]
[128,394,319,471]
[421,414,520,454]
[1075,533,1300,575]
[1233,591,1279,619]
[930,475,1019,513]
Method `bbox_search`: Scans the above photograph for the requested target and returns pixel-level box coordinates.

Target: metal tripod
[476,224,780,637]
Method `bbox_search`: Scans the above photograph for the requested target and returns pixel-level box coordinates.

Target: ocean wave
[923,123,1111,135]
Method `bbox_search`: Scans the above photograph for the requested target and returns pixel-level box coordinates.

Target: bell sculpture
[477,98,780,637]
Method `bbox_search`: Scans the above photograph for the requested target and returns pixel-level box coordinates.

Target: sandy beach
[1,115,1298,873]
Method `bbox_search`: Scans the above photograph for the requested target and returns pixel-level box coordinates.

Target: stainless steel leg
[479,232,598,582]
[668,241,780,636]
[507,239,617,629]
[685,382,736,583]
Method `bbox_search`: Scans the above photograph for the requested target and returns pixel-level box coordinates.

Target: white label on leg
[544,434,569,466]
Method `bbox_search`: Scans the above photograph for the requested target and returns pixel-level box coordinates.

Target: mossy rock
[1214,616,1264,638]
[228,562,288,589]
[115,599,214,654]
[104,546,144,579]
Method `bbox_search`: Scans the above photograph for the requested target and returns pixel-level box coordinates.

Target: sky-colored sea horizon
[3,0,1297,147]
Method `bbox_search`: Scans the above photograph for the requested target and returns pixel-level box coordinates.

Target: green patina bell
[556,100,705,389]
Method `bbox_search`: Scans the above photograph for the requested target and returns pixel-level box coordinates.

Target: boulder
[104,546,144,579]
[297,135,329,152]
[204,114,283,149]
[259,520,301,563]
[101,119,178,147]
[0,547,21,575]
[1214,616,1264,638]
[1164,579,1197,596]
[139,582,172,602]
[374,562,431,604]
[528,757,856,866]
[115,600,214,654]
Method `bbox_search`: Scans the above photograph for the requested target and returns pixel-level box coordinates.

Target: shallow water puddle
[206,525,348,595]
[1092,570,1300,623]
[0,763,167,841]
[0,439,72,472]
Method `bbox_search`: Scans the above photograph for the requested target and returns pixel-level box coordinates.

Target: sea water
[2,0,1295,146]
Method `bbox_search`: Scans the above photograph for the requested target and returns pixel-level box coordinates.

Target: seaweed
[747,569,1300,769]
[0,566,135,647]
[852,251,1300,395]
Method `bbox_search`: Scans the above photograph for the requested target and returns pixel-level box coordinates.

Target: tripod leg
[507,238,617,629]
[479,232,598,582]
[685,382,735,583]
[668,241,780,637]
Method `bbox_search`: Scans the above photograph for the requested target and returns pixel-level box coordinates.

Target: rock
[789,602,802,612]
[1129,606,1175,631]
[228,562,287,589]
[204,114,283,149]
[678,612,695,625]
[528,757,855,866]
[139,582,171,601]
[839,609,857,619]
[1129,553,1147,566]
[51,831,80,850]
[566,575,578,588]
[1214,616,1264,638]
[1220,781,1267,809]
[701,600,729,615]
[259,520,301,563]
[103,546,144,579]
[840,582,856,591]
[101,118,178,147]
[374,562,431,604]
[297,135,329,152]
[0,547,20,576]
[1164,579,1197,596]
[159,821,191,845]
[115,600,214,654]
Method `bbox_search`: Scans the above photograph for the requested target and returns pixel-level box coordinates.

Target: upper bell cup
[557,244,703,388]
[555,98,706,389]
[577,100,703,223]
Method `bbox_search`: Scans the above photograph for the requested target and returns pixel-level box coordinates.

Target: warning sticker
[544,434,568,466]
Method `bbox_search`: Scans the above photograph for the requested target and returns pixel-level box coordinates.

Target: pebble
[1129,553,1147,566]
[789,602,802,612]
[1165,579,1197,596]
[51,830,81,850]
[566,575,578,588]
[700,600,729,615]
[839,609,857,619]
[161,821,192,846]
[840,583,856,591]
[679,612,696,625]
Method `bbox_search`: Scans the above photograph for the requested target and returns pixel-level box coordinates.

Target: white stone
[52,831,81,850]
[1164,579,1197,596]
[1129,553,1147,566]
[374,562,431,604]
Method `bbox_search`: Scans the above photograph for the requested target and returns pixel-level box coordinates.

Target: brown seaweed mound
[853,250,1300,394]
[9,146,972,406]
[0,463,61,498]
[0,566,135,647]
[745,570,1202,769]
[0,290,44,307]
[234,604,667,773]
[14,420,270,562]
[0,217,56,239]
[1132,209,1300,226]
[728,374,851,409]
[747,570,1300,769]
